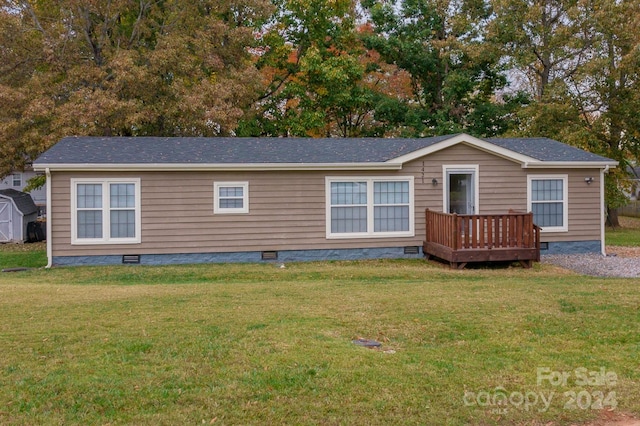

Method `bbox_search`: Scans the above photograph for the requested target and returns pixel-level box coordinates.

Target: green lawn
[0,242,47,269]
[606,216,640,247]
[0,253,639,425]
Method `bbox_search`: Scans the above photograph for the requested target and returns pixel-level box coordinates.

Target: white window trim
[527,174,568,233]
[12,173,22,187]
[325,176,415,239]
[442,165,480,214]
[214,182,249,214]
[71,178,141,245]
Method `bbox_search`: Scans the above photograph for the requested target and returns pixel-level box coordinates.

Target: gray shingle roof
[0,189,38,215]
[486,137,613,162]
[33,135,614,166]
[34,136,453,164]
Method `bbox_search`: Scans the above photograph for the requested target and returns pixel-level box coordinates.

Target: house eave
[32,162,403,172]
[33,160,619,172]
[522,161,618,169]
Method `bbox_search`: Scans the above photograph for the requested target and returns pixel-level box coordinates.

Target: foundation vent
[261,251,278,260]
[404,246,420,255]
[122,255,141,264]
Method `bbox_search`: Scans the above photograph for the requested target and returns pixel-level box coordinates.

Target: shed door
[0,200,12,242]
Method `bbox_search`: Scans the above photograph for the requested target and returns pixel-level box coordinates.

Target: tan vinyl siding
[49,144,605,257]
[556,172,601,242]
[404,144,602,243]
[52,170,423,257]
[404,143,530,215]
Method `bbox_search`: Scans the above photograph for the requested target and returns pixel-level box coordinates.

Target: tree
[0,0,272,178]
[361,0,523,137]
[570,0,640,224]
[494,0,640,225]
[239,0,390,137]
[489,0,593,100]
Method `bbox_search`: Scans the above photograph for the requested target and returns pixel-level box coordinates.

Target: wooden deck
[423,209,541,269]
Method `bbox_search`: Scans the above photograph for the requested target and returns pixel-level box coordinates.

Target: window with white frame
[214,182,249,214]
[12,173,22,187]
[527,175,568,232]
[326,177,414,238]
[71,178,141,244]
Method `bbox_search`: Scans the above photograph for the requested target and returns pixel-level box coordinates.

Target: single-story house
[33,134,617,267]
[0,189,39,243]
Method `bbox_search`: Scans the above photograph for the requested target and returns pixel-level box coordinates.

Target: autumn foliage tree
[491,0,640,223]
[238,0,385,137]
[361,0,527,137]
[0,0,272,177]
[2,0,639,218]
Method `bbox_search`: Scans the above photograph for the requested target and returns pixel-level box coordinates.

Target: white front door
[444,167,478,215]
[0,201,12,242]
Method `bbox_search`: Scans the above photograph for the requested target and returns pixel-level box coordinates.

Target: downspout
[45,168,52,268]
[600,166,610,256]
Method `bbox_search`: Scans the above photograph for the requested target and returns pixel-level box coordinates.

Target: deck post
[452,213,459,251]
[534,223,541,262]
[425,209,431,245]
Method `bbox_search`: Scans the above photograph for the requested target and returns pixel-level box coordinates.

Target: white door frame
[442,165,479,215]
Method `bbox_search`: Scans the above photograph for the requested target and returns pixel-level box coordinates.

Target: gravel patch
[542,250,640,278]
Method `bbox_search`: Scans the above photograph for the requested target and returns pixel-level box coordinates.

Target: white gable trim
[388,133,538,166]
[388,133,617,169]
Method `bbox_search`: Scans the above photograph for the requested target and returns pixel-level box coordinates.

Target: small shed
[0,189,38,243]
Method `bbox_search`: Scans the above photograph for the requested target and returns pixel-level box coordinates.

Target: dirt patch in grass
[607,246,640,258]
[0,242,45,252]
[617,216,640,229]
[580,411,640,426]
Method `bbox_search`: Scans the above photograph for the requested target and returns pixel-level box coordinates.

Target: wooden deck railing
[424,209,541,267]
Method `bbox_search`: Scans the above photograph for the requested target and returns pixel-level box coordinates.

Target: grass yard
[0,242,47,270]
[606,216,640,247]
[0,247,639,425]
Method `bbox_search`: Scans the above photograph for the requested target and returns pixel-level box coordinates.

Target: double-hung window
[326,177,414,238]
[71,178,141,244]
[527,175,568,232]
[12,173,22,187]
[329,181,368,233]
[214,182,249,214]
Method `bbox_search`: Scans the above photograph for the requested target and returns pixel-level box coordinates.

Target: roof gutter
[33,162,403,172]
[522,161,618,169]
[34,159,619,173]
